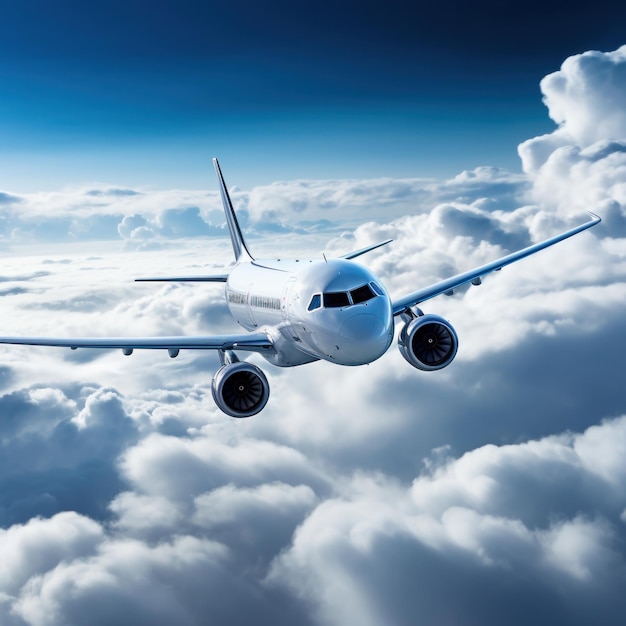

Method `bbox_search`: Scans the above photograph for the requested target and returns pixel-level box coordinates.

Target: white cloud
[519,46,626,233]
[13,535,233,626]
[192,482,317,528]
[0,513,102,595]
[540,46,626,148]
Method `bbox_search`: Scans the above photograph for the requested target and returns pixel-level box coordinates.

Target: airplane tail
[213,158,254,262]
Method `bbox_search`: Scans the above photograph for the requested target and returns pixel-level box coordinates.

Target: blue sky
[2,0,626,190]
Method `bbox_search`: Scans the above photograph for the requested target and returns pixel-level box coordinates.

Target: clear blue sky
[1,0,625,190]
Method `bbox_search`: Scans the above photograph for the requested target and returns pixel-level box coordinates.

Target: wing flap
[392,213,601,315]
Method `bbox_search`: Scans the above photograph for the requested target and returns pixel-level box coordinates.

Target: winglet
[586,211,602,225]
[213,158,254,262]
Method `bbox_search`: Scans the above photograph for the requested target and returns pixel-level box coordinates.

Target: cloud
[0,384,139,527]
[245,167,528,228]
[8,530,307,626]
[0,512,103,596]
[519,45,626,231]
[0,188,226,244]
[268,416,626,626]
[0,166,530,246]
[538,46,626,149]
[0,192,21,206]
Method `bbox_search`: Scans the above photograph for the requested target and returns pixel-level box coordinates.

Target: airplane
[0,159,601,417]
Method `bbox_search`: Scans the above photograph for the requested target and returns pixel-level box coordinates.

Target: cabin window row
[228,291,281,310]
[228,291,247,305]
[250,295,281,310]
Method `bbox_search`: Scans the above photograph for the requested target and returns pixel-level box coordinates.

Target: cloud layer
[0,45,625,625]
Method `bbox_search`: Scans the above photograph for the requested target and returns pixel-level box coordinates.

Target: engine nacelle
[211,362,270,418]
[398,314,458,371]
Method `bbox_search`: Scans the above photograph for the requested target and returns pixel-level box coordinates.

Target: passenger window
[350,284,375,304]
[307,294,322,311]
[324,292,350,308]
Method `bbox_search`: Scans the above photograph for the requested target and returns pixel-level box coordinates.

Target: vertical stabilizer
[213,158,254,262]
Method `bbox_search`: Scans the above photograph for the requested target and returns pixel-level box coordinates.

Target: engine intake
[212,362,270,418]
[398,314,458,371]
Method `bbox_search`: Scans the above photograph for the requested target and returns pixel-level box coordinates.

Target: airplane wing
[391,212,601,315]
[135,274,229,282]
[0,332,274,355]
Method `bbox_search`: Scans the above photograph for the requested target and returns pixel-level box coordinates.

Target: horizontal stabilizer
[341,239,393,260]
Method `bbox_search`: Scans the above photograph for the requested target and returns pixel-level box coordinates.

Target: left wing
[135,274,229,283]
[392,212,601,315]
[0,332,274,356]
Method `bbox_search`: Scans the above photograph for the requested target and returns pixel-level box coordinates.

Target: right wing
[0,332,274,356]
[391,212,601,315]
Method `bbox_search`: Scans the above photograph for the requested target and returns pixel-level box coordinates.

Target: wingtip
[587,211,601,224]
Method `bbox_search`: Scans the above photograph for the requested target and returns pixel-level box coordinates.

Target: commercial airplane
[0,159,600,417]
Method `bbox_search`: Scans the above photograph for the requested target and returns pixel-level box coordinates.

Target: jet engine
[398,314,458,371]
[211,362,270,418]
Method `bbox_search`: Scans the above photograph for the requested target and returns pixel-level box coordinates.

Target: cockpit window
[324,291,350,308]
[307,294,322,311]
[350,283,375,304]
[370,282,384,296]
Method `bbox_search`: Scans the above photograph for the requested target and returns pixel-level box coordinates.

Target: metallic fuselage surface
[226,258,394,367]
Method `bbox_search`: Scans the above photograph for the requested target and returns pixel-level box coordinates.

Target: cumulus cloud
[269,417,626,626]
[519,45,626,233]
[0,384,139,527]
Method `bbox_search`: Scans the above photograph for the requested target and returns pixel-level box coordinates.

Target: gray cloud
[0,192,21,205]
[0,385,139,527]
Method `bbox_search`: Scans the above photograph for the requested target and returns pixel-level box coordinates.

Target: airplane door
[246,283,257,327]
[281,276,297,323]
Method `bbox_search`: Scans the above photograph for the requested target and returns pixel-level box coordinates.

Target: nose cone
[338,313,392,364]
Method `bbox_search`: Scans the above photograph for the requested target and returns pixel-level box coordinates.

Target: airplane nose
[338,313,392,364]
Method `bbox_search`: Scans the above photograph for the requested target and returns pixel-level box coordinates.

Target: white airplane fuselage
[225,257,395,367]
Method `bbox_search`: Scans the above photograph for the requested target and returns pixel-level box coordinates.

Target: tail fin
[213,158,254,262]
